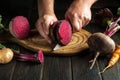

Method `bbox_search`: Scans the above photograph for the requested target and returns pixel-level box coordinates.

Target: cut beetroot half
[49,20,72,45]
[56,20,72,45]
[9,16,30,39]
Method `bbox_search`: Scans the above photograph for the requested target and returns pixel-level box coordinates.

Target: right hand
[36,14,58,44]
[65,0,92,32]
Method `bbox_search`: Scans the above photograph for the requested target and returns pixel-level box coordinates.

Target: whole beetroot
[88,33,115,55]
[88,32,115,69]
[9,16,30,39]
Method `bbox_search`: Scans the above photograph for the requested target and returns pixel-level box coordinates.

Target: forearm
[73,0,97,8]
[86,0,97,6]
[38,0,54,17]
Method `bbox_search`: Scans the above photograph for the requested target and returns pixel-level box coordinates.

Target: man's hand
[65,0,96,32]
[36,0,57,44]
[36,14,57,44]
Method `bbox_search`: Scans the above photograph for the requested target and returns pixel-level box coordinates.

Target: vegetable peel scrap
[14,50,44,63]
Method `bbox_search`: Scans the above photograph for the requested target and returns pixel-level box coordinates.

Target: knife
[53,44,61,50]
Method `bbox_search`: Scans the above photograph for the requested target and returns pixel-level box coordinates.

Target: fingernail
[77,26,80,31]
[48,40,52,44]
[45,31,49,35]
[74,13,77,17]
[76,22,80,31]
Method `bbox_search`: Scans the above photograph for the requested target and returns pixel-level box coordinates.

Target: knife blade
[53,44,61,50]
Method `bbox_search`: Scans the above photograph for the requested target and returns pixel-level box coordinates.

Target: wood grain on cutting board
[0,29,91,55]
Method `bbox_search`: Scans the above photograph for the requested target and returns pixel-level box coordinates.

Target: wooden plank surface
[42,56,72,80]
[0,0,120,80]
[11,61,43,80]
[0,61,16,80]
[71,54,102,80]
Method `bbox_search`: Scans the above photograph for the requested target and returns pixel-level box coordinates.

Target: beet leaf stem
[105,17,120,37]
[14,50,44,63]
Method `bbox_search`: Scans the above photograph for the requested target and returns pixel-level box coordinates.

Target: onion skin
[0,48,13,64]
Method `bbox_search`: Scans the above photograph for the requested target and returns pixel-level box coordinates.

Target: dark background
[0,0,119,27]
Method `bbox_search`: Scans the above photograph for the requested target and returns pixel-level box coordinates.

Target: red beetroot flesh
[10,16,30,39]
[49,20,72,45]
[57,20,72,45]
[38,50,44,63]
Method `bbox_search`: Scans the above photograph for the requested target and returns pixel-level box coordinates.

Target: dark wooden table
[0,0,120,80]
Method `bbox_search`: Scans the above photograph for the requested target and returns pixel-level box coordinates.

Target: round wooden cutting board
[0,29,91,55]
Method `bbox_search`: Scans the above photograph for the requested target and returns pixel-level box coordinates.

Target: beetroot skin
[9,16,30,39]
[49,20,72,45]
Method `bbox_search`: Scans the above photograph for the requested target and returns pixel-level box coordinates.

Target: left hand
[36,14,58,44]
